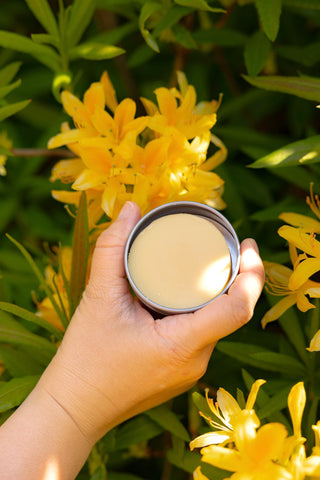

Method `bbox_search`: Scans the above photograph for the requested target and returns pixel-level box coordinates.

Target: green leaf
[192,391,213,420]
[115,415,163,450]
[172,23,197,49]
[69,192,89,317]
[0,311,57,363]
[248,136,320,168]
[0,302,63,339]
[0,376,40,412]
[67,0,98,48]
[0,100,31,122]
[145,404,190,441]
[278,309,309,366]
[138,2,162,53]
[217,341,305,376]
[0,62,21,87]
[193,27,248,47]
[108,473,146,480]
[173,0,225,12]
[282,0,320,8]
[258,385,292,419]
[0,79,21,99]
[0,31,60,71]
[243,74,320,103]
[153,6,193,37]
[250,352,306,376]
[277,42,320,68]
[5,234,68,329]
[254,0,282,41]
[24,0,59,37]
[0,345,43,377]
[244,30,271,76]
[70,42,125,61]
[31,33,59,48]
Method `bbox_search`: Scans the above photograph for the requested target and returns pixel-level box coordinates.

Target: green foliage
[1,0,320,478]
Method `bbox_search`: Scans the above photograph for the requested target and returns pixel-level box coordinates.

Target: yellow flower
[279,184,320,234]
[308,329,320,352]
[190,379,265,450]
[48,71,227,221]
[261,242,320,328]
[200,411,291,480]
[0,131,12,176]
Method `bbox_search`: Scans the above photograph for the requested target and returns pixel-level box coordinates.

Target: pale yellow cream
[127,213,232,309]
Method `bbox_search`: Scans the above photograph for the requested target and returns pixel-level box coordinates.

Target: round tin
[124,201,240,315]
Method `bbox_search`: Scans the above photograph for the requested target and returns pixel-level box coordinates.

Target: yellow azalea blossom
[200,411,291,480]
[279,184,320,234]
[189,379,265,450]
[35,246,78,332]
[261,235,320,328]
[48,71,226,221]
[0,131,12,176]
[308,329,320,352]
[193,466,209,480]
[278,226,320,290]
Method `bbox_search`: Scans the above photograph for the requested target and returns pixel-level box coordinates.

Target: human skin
[0,201,265,480]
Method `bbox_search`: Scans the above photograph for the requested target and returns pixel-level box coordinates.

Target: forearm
[0,379,94,480]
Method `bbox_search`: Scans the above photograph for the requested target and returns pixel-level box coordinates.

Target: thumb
[86,202,141,298]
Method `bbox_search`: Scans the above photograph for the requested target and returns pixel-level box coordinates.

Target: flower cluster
[262,185,320,351]
[48,71,226,229]
[192,381,320,480]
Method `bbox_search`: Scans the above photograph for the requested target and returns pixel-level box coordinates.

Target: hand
[39,201,265,445]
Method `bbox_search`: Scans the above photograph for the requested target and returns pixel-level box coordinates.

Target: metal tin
[124,201,240,315]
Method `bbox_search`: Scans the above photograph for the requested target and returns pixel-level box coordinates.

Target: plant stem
[12,148,74,158]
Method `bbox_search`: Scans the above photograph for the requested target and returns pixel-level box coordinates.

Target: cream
[127,213,231,309]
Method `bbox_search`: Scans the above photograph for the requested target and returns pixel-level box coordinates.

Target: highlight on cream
[125,202,240,315]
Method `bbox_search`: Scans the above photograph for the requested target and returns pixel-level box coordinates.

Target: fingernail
[247,238,259,253]
[118,201,134,219]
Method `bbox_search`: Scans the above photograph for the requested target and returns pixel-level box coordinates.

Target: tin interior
[124,202,240,315]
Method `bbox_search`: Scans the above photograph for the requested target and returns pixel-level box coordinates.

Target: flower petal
[190,431,231,450]
[114,98,137,136]
[289,258,320,290]
[278,225,320,257]
[308,329,320,352]
[288,382,306,438]
[201,445,242,472]
[279,212,320,233]
[217,388,241,422]
[261,295,297,329]
[100,71,118,112]
[246,380,266,410]
[83,82,105,114]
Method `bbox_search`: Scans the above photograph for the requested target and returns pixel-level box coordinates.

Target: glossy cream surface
[128,213,232,309]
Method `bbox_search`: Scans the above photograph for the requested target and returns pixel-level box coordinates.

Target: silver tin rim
[124,201,241,315]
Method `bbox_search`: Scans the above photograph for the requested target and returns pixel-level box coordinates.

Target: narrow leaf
[67,0,97,48]
[244,30,271,76]
[139,2,162,53]
[0,79,21,99]
[69,192,89,316]
[174,0,225,12]
[243,74,320,103]
[0,100,31,122]
[0,62,21,87]
[0,312,56,363]
[70,43,125,61]
[0,31,60,71]
[248,136,320,168]
[31,33,59,48]
[258,385,293,419]
[250,352,306,376]
[25,0,59,37]
[254,0,282,41]
[5,234,68,329]
[0,376,40,412]
[0,302,63,338]
[0,345,43,377]
[145,404,190,441]
[115,415,163,450]
[282,0,320,8]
